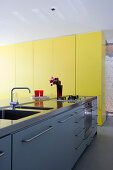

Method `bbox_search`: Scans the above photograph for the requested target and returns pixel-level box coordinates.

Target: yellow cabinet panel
[76,32,102,96]
[34,39,56,97]
[0,45,15,100]
[76,32,106,125]
[15,42,34,98]
[53,35,76,96]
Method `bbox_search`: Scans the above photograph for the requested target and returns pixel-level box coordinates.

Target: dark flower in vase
[49,77,61,86]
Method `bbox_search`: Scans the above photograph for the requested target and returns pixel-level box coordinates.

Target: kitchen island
[0,96,97,170]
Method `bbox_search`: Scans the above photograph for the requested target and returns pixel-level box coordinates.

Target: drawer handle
[58,114,74,123]
[75,128,85,137]
[75,108,85,113]
[75,116,84,123]
[22,126,53,143]
[0,152,5,157]
[74,111,84,119]
[75,140,84,150]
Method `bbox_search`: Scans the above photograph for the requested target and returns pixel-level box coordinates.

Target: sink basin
[16,106,54,110]
[0,110,40,120]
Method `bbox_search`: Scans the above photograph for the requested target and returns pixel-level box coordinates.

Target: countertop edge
[0,96,97,138]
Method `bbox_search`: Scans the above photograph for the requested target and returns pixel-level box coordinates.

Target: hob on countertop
[53,95,89,103]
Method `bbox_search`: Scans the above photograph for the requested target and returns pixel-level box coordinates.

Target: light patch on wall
[12,11,29,24]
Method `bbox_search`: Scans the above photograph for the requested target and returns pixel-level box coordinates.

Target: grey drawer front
[0,135,11,170]
[74,118,84,132]
[74,128,85,147]
[74,139,86,163]
[12,117,56,170]
[56,110,75,123]
[74,110,84,121]
[74,111,85,132]
[55,108,84,126]
[64,107,84,122]
[71,105,85,113]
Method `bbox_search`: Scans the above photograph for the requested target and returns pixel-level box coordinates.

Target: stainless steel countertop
[0,96,97,138]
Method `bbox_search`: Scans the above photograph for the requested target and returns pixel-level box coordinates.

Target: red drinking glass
[40,90,44,96]
[34,90,39,97]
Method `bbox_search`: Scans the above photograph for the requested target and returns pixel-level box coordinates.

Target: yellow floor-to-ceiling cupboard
[76,31,106,125]
[0,31,105,125]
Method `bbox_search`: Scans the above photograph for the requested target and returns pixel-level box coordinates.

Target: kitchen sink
[0,110,40,120]
[16,106,54,110]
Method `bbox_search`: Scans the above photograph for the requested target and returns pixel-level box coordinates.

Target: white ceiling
[0,0,113,45]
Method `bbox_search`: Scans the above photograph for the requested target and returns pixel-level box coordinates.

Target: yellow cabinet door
[33,39,56,97]
[15,42,34,98]
[53,35,76,96]
[76,32,102,96]
[76,31,106,125]
[0,45,15,100]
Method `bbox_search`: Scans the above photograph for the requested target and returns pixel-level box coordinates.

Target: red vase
[57,85,63,98]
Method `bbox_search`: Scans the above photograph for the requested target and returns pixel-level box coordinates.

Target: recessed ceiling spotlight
[51,7,56,11]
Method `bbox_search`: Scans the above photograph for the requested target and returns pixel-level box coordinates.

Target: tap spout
[10,87,31,109]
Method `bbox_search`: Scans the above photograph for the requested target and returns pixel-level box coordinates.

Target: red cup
[40,90,43,96]
[34,90,39,97]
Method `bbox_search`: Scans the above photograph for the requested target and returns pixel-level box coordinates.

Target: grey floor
[72,116,113,170]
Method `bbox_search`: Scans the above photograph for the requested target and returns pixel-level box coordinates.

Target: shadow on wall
[106,44,113,56]
[106,51,113,57]
[106,49,113,112]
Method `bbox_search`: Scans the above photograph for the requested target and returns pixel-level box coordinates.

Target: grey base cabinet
[0,98,97,170]
[12,118,56,170]
[53,109,77,170]
[0,135,11,170]
[12,105,86,170]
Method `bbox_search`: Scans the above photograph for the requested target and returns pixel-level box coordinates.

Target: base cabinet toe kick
[0,98,97,170]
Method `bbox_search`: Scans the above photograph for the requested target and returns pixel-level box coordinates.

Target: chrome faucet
[10,87,31,110]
